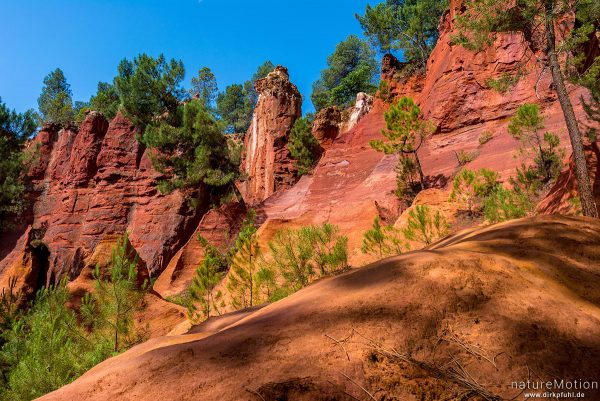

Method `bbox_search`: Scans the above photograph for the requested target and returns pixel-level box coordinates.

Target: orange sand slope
[40,215,600,401]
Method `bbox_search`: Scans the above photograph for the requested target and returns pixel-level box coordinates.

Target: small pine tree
[305,223,348,275]
[370,97,433,192]
[227,211,261,309]
[288,115,322,176]
[449,168,499,215]
[189,67,218,110]
[402,205,448,245]
[508,104,564,184]
[81,234,147,353]
[187,236,226,322]
[0,282,98,401]
[37,68,74,126]
[268,228,315,291]
[483,186,532,224]
[254,266,277,302]
[362,216,406,258]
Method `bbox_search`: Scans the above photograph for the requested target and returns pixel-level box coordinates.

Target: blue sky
[0,0,376,114]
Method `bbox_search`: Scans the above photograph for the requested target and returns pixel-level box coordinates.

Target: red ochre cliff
[1,0,599,326]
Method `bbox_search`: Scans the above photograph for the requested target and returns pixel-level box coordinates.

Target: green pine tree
[187,236,226,322]
[37,68,74,126]
[370,97,433,192]
[81,233,147,353]
[402,205,448,245]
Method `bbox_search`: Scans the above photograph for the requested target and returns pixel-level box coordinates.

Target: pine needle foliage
[361,216,407,258]
[402,205,448,245]
[80,233,147,353]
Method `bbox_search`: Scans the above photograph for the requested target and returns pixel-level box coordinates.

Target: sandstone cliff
[238,66,302,206]
[0,111,204,295]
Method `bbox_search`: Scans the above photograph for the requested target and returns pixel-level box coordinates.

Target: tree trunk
[544,2,598,217]
[413,151,426,190]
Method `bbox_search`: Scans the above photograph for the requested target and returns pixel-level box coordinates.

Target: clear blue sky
[0,0,376,115]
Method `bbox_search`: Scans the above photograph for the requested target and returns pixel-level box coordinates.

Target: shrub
[455,149,480,166]
[449,168,499,215]
[268,223,348,292]
[0,283,103,401]
[141,99,239,194]
[362,216,407,258]
[378,80,393,103]
[80,233,148,353]
[402,205,448,245]
[288,115,322,176]
[485,72,521,93]
[508,104,564,184]
[478,131,493,145]
[483,186,532,223]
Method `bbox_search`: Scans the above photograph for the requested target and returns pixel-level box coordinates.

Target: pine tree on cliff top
[189,67,218,111]
[0,98,37,231]
[37,68,74,126]
[356,0,449,71]
[453,0,599,218]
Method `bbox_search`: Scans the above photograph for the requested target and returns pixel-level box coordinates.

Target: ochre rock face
[311,106,341,149]
[153,201,247,298]
[0,111,203,292]
[238,66,302,205]
[255,0,597,267]
[538,142,600,214]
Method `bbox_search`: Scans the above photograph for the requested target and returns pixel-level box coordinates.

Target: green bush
[362,216,407,258]
[455,149,479,166]
[268,223,348,292]
[402,205,448,245]
[141,99,239,194]
[311,35,378,111]
[288,115,321,176]
[483,186,532,223]
[449,168,499,215]
[478,131,493,145]
[114,53,185,128]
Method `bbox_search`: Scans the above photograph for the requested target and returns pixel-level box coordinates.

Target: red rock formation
[154,201,247,298]
[1,111,204,292]
[255,0,597,267]
[311,106,341,149]
[238,66,302,205]
[538,142,600,214]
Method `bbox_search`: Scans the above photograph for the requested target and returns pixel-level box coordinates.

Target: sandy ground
[39,215,600,401]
